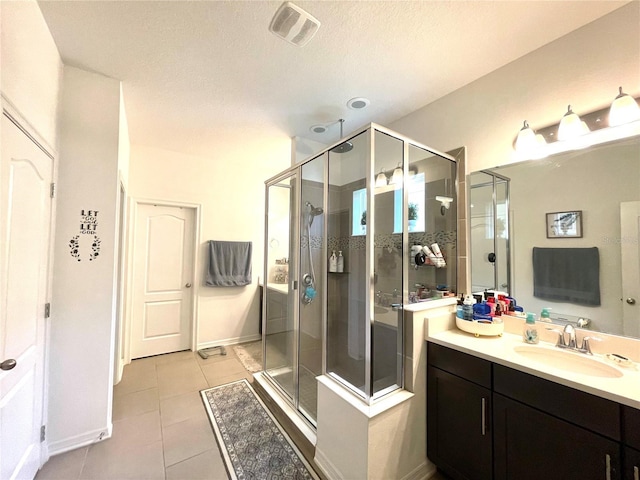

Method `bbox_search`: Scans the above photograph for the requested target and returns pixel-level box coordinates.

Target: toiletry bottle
[540,308,552,322]
[337,251,344,273]
[463,295,475,321]
[486,296,496,316]
[329,250,337,272]
[431,243,446,267]
[523,313,539,344]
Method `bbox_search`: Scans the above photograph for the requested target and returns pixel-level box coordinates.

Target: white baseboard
[314,448,342,480]
[403,461,436,480]
[47,424,112,456]
[197,333,260,350]
[314,448,433,480]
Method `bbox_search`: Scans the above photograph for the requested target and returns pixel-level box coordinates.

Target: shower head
[332,141,353,154]
[306,201,324,217]
[331,119,354,154]
[306,202,323,227]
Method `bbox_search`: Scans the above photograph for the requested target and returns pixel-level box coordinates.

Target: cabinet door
[494,393,621,480]
[624,447,640,480]
[427,366,492,480]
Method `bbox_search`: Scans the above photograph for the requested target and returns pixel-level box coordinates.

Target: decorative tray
[456,317,504,337]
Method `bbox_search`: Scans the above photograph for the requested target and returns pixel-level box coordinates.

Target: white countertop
[427,328,640,409]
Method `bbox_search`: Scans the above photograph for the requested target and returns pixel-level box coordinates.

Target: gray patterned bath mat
[201,379,318,480]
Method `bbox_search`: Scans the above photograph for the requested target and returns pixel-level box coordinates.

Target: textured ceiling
[38,0,627,158]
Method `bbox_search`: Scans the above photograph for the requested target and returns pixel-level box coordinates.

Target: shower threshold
[254,371,318,446]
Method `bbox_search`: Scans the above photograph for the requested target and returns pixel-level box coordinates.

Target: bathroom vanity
[425,323,640,480]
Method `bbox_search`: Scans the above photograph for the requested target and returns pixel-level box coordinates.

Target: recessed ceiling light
[347,97,370,110]
[309,124,328,134]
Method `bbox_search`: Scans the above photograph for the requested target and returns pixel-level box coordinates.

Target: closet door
[130,202,195,358]
[1,111,54,480]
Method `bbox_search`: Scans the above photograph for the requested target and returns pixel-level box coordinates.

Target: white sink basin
[513,345,623,378]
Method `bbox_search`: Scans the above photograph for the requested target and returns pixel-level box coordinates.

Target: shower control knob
[627,297,636,305]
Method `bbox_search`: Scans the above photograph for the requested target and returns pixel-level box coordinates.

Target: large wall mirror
[469,135,640,339]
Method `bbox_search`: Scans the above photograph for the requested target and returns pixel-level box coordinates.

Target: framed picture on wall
[546,210,582,238]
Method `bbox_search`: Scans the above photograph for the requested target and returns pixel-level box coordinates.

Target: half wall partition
[263,123,457,427]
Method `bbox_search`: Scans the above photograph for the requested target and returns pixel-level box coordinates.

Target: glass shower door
[470,171,510,293]
[298,154,325,424]
[264,174,297,401]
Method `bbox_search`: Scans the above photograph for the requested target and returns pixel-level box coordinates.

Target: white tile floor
[36,345,451,480]
[36,348,253,480]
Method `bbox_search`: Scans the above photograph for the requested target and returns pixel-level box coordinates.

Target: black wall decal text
[70,209,102,261]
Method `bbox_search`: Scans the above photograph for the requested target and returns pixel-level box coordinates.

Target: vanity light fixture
[513,87,640,160]
[557,105,590,141]
[389,163,403,185]
[609,86,640,127]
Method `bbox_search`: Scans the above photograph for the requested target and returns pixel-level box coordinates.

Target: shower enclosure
[469,171,511,293]
[263,124,457,428]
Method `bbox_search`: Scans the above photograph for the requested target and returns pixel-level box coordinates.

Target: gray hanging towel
[532,247,600,306]
[205,240,252,287]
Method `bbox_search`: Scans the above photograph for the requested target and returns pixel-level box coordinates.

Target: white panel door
[1,113,53,480]
[621,201,640,338]
[130,203,195,359]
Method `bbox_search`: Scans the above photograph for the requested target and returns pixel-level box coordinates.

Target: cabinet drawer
[427,342,491,388]
[494,363,620,441]
[624,405,640,450]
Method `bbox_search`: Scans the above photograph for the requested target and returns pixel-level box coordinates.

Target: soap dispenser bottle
[329,250,337,273]
[540,308,552,322]
[337,251,344,273]
[523,313,539,344]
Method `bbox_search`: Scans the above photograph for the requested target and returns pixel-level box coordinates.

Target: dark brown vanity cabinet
[427,342,637,480]
[623,406,640,480]
[427,343,492,480]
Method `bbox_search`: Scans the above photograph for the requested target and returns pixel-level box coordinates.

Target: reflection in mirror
[470,136,640,338]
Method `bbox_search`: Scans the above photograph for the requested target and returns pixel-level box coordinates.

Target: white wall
[128,141,290,347]
[389,3,640,174]
[0,0,63,151]
[48,66,123,453]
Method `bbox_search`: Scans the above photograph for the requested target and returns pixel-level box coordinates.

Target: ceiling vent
[269,2,320,47]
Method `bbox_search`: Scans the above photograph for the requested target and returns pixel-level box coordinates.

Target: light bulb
[514,120,537,152]
[375,170,387,187]
[558,105,589,141]
[610,86,640,127]
[389,164,403,185]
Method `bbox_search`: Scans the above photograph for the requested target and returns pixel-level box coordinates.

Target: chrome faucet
[548,325,596,355]
[562,324,576,349]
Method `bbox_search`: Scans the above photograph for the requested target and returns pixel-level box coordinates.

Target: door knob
[627,297,636,305]
[1,359,17,371]
[185,283,192,288]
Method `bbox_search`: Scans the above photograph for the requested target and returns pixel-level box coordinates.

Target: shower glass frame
[469,170,511,294]
[263,123,456,410]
